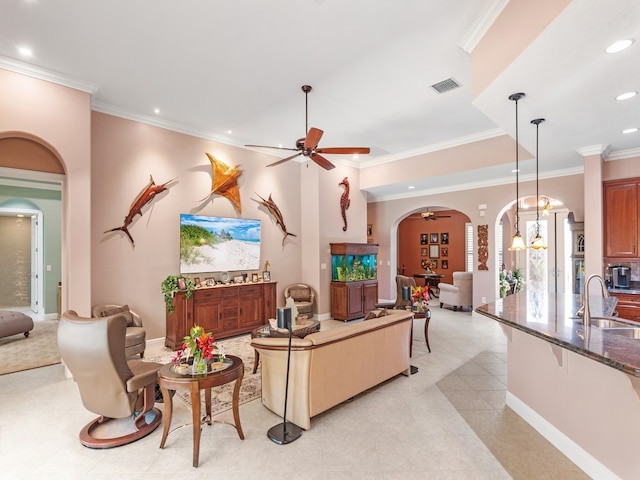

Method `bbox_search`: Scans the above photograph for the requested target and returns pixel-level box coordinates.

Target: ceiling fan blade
[309,152,335,170]
[304,127,324,150]
[266,152,303,167]
[315,147,370,155]
[245,144,299,152]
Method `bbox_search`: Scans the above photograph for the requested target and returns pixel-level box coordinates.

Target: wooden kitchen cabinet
[165,282,277,349]
[610,292,640,322]
[604,179,639,258]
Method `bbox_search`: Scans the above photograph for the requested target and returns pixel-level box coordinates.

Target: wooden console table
[165,282,277,349]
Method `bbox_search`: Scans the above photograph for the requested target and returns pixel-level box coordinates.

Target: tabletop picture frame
[233,275,244,284]
[263,271,271,282]
[177,277,187,290]
[429,244,440,258]
[252,273,259,282]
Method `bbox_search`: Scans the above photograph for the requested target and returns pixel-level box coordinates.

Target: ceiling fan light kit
[245,85,370,170]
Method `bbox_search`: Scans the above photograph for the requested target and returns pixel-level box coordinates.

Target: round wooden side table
[158,355,244,467]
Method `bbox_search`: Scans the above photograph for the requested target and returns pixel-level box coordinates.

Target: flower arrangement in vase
[172,325,225,374]
[411,285,430,313]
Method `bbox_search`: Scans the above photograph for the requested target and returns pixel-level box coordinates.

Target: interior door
[30,215,38,314]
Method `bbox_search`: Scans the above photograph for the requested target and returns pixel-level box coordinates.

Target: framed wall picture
[441,247,448,257]
[431,259,438,269]
[263,271,271,282]
[420,259,428,268]
[441,232,449,244]
[252,273,259,282]
[367,224,373,236]
[177,277,187,290]
[442,260,449,269]
[421,247,428,256]
[430,233,439,243]
[420,233,428,245]
[429,244,440,258]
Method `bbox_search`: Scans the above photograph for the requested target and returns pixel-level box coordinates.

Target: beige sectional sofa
[251,309,413,429]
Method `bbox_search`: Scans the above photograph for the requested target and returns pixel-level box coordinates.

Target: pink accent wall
[471,0,572,97]
[0,68,92,316]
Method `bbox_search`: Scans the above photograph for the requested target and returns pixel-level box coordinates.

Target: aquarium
[330,243,378,282]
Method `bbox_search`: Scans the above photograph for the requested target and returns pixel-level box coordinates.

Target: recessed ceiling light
[352,154,359,160]
[18,46,33,57]
[227,130,233,135]
[622,127,639,134]
[616,91,637,100]
[408,185,415,189]
[605,39,634,54]
[154,108,160,114]
[511,168,520,173]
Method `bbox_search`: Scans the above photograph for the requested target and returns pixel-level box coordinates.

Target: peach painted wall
[368,173,584,307]
[471,0,572,97]
[0,68,92,316]
[603,156,640,181]
[90,112,366,337]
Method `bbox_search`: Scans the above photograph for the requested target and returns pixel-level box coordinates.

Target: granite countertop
[475,290,640,377]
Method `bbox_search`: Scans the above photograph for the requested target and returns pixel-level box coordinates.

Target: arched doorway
[0,135,65,319]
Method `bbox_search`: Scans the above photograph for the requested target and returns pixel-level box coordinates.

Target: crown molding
[459,0,510,54]
[606,147,640,161]
[360,128,506,169]
[575,144,611,158]
[365,166,583,203]
[0,56,99,94]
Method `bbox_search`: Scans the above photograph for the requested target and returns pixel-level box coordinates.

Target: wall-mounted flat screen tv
[179,214,261,273]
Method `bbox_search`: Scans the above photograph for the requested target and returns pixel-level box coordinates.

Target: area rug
[0,318,61,375]
[144,333,260,417]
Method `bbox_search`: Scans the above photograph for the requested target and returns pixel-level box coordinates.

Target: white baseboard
[506,392,620,480]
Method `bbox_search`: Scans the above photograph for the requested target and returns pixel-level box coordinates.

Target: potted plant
[161,275,195,313]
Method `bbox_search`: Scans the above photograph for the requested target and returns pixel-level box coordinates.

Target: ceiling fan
[244,85,370,170]
[421,211,452,221]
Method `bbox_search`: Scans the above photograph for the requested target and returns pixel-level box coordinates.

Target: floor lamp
[267,307,302,444]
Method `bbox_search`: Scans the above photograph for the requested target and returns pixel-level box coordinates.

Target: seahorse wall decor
[104,175,175,247]
[339,176,350,232]
[254,193,297,246]
[200,152,243,213]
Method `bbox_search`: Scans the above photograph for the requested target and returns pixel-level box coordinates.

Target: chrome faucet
[582,274,609,327]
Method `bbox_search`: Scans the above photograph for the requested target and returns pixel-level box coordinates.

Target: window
[466,223,474,272]
[498,222,504,271]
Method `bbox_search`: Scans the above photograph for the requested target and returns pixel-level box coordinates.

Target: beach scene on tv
[179,214,261,273]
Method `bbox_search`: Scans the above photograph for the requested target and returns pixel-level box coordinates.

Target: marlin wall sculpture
[104,175,175,246]
[254,193,296,246]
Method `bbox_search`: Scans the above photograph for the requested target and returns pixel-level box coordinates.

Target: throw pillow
[101,305,134,326]
[364,308,388,320]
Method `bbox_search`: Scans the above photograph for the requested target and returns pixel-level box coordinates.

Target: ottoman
[0,311,35,340]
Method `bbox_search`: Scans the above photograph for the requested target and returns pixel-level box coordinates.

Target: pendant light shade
[530,118,547,250]
[508,92,526,251]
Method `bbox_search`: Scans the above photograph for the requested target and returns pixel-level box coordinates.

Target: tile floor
[0,302,589,479]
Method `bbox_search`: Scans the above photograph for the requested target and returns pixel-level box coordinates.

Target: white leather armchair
[438,272,473,312]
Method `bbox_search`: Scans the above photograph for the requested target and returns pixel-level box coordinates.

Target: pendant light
[508,92,526,251]
[530,118,547,249]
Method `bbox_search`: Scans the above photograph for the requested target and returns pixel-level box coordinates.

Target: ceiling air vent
[430,77,461,94]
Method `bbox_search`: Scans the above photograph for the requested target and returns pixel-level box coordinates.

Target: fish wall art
[104,175,175,246]
[254,193,297,246]
[200,152,243,213]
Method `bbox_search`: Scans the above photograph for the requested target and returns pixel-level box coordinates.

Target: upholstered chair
[375,275,417,310]
[92,304,145,358]
[58,310,162,448]
[283,284,316,317]
[438,272,473,312]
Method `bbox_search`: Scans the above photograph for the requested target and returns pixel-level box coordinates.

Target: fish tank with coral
[330,243,378,282]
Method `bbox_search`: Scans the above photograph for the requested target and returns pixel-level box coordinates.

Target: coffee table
[157,355,245,467]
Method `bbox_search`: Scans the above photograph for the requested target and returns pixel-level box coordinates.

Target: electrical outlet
[481,296,487,303]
